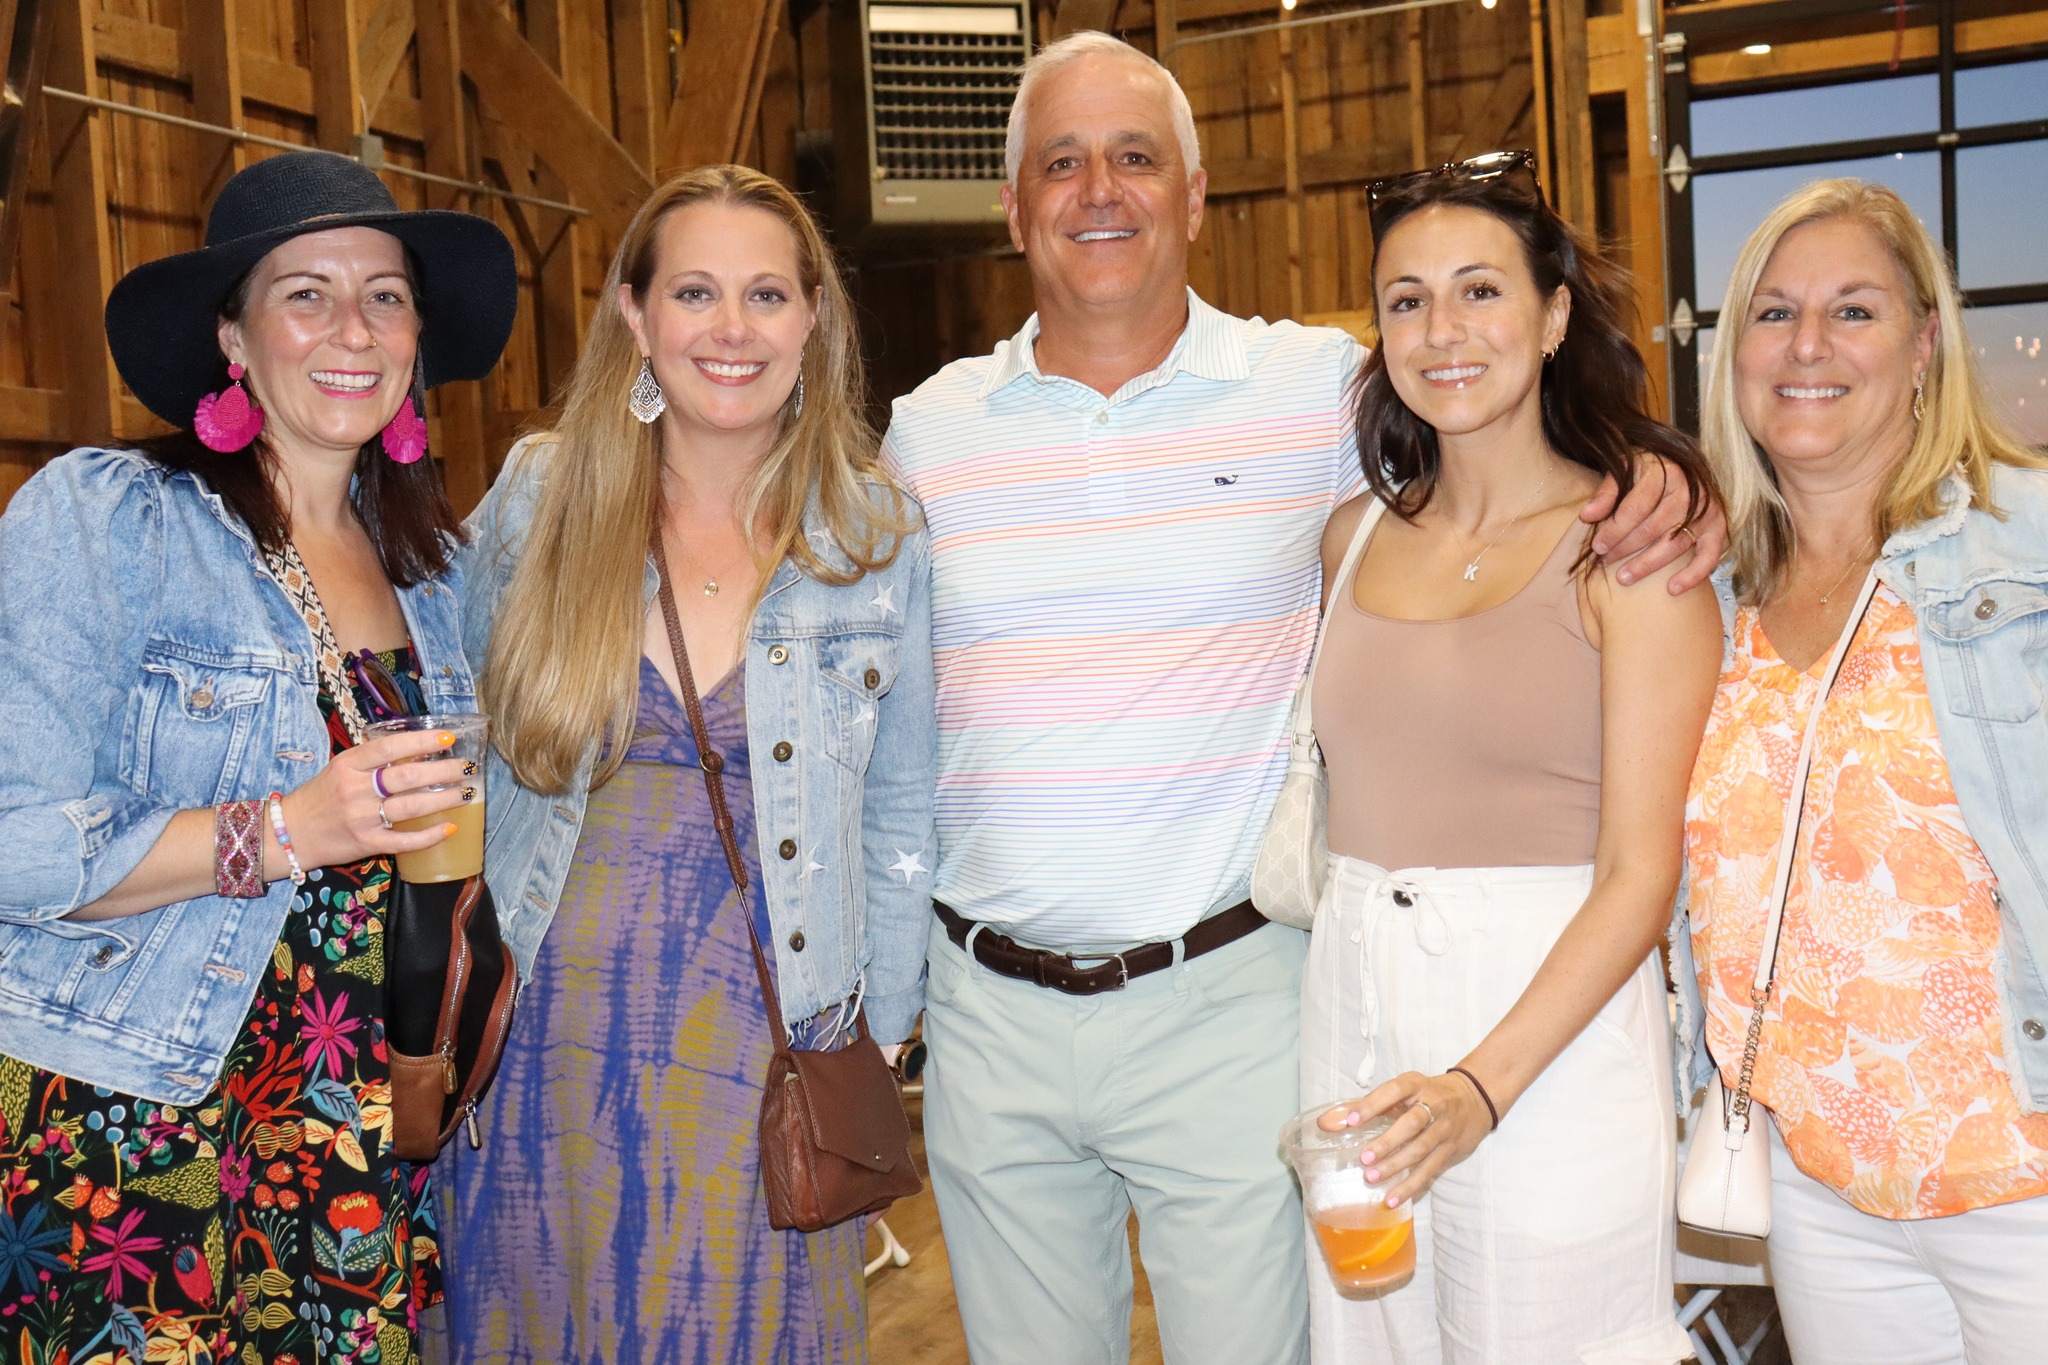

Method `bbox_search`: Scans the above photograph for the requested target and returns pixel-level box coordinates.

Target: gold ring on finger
[1677,524,1698,547]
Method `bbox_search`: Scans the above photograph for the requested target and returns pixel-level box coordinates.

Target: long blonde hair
[484,165,914,794]
[1701,178,2045,603]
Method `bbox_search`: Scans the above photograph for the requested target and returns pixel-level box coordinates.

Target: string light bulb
[1482,0,1498,8]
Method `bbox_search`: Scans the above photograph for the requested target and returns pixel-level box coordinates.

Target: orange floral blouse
[1686,584,2048,1219]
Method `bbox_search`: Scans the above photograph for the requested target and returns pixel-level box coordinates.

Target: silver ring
[377,800,393,830]
[372,766,390,799]
[1414,1099,1436,1129]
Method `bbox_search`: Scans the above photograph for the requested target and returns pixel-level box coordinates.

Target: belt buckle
[1105,952,1129,991]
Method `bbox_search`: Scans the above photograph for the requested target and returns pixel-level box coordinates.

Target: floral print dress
[0,648,441,1365]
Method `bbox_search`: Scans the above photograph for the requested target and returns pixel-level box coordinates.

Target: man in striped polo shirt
[882,32,1719,1364]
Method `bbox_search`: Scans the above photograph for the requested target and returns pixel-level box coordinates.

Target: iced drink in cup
[365,713,487,883]
[1281,1103,1416,1293]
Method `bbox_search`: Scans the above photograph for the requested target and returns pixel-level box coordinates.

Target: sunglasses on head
[1367,150,1545,225]
[347,648,415,723]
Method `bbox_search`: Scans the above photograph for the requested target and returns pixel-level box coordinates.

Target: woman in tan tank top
[1298,158,1723,1365]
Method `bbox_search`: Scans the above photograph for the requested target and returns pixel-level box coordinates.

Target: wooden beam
[46,0,118,442]
[1623,17,1668,419]
[358,0,416,127]
[414,0,484,508]
[1276,5,1303,320]
[1528,0,1552,202]
[1154,0,1179,73]
[1404,12,1428,171]
[659,0,777,174]
[1547,0,1594,230]
[458,0,649,233]
[0,0,56,285]
[1204,139,1407,198]
[308,0,365,154]
[185,0,246,204]
[1689,7,2048,85]
[610,0,667,170]
[496,0,589,403]
[1450,60,1534,160]
[0,385,64,443]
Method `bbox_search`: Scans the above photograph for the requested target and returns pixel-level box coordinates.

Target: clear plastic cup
[1280,1102,1416,1294]
[365,713,486,883]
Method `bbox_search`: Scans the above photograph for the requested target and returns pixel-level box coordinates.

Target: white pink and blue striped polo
[883,288,1366,946]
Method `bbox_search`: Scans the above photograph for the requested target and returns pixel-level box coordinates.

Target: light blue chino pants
[921,913,1311,1365]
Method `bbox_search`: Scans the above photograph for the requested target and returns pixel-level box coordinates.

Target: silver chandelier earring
[629,356,666,425]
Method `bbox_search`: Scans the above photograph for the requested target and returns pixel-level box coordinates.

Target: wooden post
[1155,0,1179,75]
[1277,5,1304,320]
[1548,0,1594,229]
[517,0,591,409]
[1528,0,1553,204]
[1624,14,1668,417]
[186,0,248,203]
[1405,10,1427,170]
[358,0,418,128]
[610,0,666,170]
[309,0,366,154]
[45,0,117,442]
[414,0,485,510]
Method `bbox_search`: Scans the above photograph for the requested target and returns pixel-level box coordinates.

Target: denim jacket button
[864,668,880,690]
[768,645,789,665]
[1976,597,1997,620]
[789,931,806,952]
[441,665,452,677]
[190,687,214,709]
[773,741,793,762]
[2026,1019,2046,1042]
[91,945,115,967]
[779,838,797,860]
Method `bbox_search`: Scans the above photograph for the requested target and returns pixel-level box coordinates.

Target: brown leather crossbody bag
[653,537,921,1232]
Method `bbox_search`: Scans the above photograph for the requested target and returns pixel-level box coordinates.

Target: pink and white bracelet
[266,791,306,886]
[214,799,266,898]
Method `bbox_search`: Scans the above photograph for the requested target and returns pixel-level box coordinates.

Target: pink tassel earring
[380,395,428,464]
[194,363,265,452]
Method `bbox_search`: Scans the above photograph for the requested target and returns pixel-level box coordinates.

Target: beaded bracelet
[214,799,266,898]
[266,792,306,886]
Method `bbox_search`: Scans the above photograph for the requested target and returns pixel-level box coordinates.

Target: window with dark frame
[1661,1,2048,443]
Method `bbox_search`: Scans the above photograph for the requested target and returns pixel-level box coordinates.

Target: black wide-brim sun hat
[105,150,519,430]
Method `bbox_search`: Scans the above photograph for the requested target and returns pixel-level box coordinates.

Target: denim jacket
[1673,464,2048,1109]
[0,448,477,1104]
[459,436,937,1044]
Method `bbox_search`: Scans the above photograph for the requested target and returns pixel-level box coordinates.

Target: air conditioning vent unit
[832,0,1030,238]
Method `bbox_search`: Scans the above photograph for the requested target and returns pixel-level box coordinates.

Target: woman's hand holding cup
[275,729,471,874]
[1318,1069,1494,1208]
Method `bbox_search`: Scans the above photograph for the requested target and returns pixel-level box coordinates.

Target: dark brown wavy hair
[1353,169,1714,536]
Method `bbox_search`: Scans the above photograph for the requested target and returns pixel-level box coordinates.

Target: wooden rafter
[46,0,118,439]
[309,0,366,153]
[458,0,650,233]
[358,0,418,128]
[659,0,779,174]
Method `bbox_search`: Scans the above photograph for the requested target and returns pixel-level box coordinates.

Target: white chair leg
[865,1217,912,1277]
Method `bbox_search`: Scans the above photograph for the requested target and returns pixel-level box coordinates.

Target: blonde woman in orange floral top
[1686,178,2048,1365]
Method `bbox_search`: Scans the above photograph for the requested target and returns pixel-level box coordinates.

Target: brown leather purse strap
[651,534,791,1048]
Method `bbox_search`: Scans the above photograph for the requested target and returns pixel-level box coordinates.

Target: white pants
[1301,858,1690,1365]
[1767,1122,2048,1364]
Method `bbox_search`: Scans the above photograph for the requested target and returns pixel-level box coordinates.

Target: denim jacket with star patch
[460,436,937,1044]
[0,448,477,1104]
[1671,464,2048,1111]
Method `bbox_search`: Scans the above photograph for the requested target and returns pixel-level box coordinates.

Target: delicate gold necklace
[1811,537,1877,606]
[1461,467,1555,583]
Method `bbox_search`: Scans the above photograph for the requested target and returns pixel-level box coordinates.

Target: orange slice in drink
[1333,1219,1410,1274]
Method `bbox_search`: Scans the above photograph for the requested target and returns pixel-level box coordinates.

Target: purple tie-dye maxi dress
[431,659,868,1364]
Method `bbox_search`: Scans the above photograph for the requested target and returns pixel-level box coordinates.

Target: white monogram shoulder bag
[1677,567,1881,1238]
[1251,495,1391,929]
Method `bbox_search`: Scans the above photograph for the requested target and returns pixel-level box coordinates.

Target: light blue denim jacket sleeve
[1675,466,2048,1110]
[0,447,476,1104]
[462,436,937,1045]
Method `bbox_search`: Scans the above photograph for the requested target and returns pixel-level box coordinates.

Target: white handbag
[1251,496,1389,930]
[1676,567,1881,1239]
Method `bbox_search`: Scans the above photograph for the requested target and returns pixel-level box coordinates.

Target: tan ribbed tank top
[1313,518,1602,870]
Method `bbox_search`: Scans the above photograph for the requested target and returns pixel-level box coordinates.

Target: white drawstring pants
[1301,857,1690,1365]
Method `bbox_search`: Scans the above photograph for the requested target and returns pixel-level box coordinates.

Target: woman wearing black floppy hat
[0,151,514,1364]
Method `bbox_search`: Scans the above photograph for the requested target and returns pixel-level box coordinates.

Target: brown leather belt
[933,900,1268,996]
